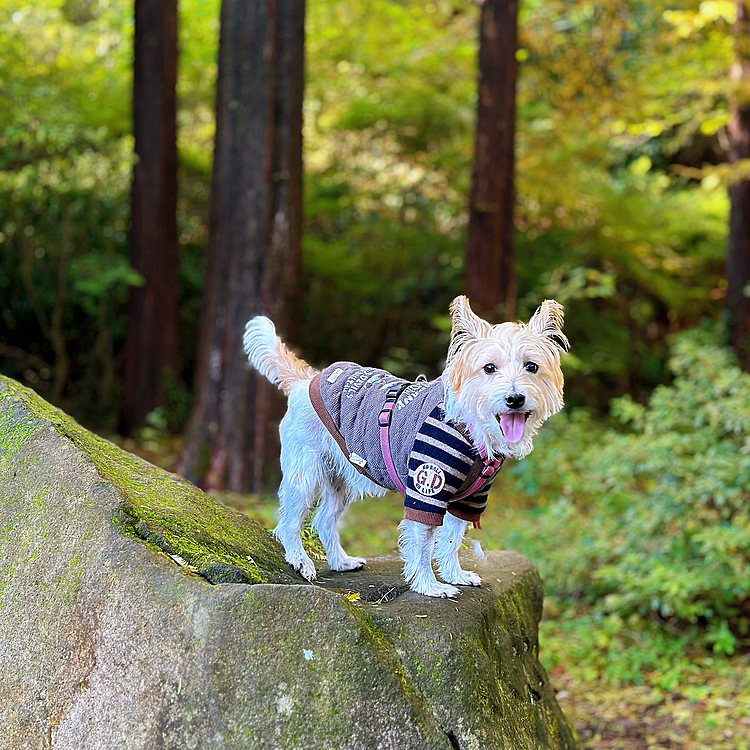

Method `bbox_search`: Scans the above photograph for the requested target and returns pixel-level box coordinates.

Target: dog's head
[442,296,568,459]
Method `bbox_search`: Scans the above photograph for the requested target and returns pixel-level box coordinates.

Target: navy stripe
[407,452,470,481]
[410,439,474,475]
[420,421,474,458]
[405,496,448,514]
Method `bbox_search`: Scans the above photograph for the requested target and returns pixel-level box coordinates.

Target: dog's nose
[505,393,526,410]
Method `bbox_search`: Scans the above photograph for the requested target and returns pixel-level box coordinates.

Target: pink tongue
[500,412,525,443]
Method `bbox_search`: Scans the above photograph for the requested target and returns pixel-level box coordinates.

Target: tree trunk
[466,0,519,322]
[727,1,750,370]
[177,0,304,493]
[121,0,179,433]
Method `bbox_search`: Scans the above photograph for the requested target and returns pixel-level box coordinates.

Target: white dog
[243,296,568,597]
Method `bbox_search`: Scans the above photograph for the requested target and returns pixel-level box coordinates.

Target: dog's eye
[524,362,539,374]
[483,363,497,374]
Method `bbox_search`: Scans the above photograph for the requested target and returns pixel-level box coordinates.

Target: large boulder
[0,375,578,750]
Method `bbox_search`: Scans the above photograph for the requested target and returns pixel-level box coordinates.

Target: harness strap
[378,383,411,494]
[450,424,505,501]
[451,454,504,501]
[309,373,386,487]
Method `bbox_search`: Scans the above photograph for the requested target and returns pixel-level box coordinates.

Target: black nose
[505,393,525,410]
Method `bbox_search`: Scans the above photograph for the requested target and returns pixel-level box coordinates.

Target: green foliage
[488,326,750,681]
[0,1,212,425]
[0,0,738,424]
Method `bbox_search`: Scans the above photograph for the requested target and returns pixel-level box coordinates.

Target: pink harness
[377,383,504,502]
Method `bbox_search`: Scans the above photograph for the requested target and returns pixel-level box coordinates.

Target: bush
[499,324,750,671]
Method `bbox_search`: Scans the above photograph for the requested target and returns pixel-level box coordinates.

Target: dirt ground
[552,665,750,750]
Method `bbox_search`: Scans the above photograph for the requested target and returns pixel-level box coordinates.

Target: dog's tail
[243,317,318,396]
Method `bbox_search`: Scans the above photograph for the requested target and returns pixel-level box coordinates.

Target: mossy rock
[0,375,579,750]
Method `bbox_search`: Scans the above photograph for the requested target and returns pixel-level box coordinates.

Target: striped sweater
[310,362,503,526]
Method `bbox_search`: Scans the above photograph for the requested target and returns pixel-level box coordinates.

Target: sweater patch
[327,367,344,383]
[413,462,446,496]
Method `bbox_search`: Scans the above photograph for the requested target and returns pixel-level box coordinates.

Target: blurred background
[2,0,750,745]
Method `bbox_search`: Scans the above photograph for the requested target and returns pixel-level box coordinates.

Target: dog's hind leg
[398,519,460,598]
[275,474,318,581]
[313,478,366,572]
[434,513,482,586]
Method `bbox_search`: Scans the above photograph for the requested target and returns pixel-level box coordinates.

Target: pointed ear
[528,300,570,352]
[447,296,491,363]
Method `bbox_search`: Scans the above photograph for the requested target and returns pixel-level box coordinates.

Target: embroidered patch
[327,367,344,383]
[349,452,367,468]
[414,462,446,496]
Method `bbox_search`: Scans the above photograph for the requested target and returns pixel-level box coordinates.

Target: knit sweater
[309,362,503,526]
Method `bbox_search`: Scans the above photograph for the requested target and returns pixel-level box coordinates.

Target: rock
[0,375,579,750]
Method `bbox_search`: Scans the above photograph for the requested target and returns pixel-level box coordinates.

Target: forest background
[2,0,750,746]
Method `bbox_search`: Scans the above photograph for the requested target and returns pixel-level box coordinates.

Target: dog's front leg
[397,519,460,598]
[434,513,482,587]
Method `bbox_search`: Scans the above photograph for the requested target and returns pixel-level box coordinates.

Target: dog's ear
[447,296,492,364]
[528,300,570,352]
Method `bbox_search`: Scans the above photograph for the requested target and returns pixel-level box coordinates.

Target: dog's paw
[288,554,317,581]
[331,556,366,572]
[455,570,482,587]
[411,581,461,599]
[435,559,483,587]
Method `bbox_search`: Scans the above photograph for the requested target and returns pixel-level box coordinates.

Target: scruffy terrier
[244,297,568,598]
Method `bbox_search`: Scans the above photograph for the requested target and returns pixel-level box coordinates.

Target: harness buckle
[379,383,408,428]
[384,385,404,403]
[378,407,393,428]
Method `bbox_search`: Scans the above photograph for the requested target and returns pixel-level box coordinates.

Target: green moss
[351,608,422,702]
[0,375,293,586]
[0,390,45,456]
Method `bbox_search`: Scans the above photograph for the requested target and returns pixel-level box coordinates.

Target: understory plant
[498,323,750,682]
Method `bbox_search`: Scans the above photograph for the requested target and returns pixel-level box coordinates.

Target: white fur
[243,297,566,597]
[434,513,482,587]
[398,520,459,598]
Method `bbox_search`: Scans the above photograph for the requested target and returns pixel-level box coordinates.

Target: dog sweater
[309,362,504,526]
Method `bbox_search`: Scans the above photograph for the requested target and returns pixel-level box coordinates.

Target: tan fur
[273,342,318,395]
[442,297,567,460]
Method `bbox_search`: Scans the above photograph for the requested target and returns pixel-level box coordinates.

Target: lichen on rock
[0,376,291,585]
[0,375,579,750]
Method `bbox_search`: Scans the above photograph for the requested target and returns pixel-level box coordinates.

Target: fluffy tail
[243,317,318,395]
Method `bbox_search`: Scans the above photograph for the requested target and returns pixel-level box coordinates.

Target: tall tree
[177,0,305,492]
[727,0,750,370]
[465,0,519,322]
[121,0,179,433]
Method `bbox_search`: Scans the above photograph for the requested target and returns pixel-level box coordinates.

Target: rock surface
[0,375,579,750]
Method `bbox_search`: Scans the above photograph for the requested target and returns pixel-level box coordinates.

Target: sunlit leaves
[501,325,750,659]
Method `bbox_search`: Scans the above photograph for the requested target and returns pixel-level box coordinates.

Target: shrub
[500,323,750,664]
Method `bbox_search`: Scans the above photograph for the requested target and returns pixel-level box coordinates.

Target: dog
[243,296,568,598]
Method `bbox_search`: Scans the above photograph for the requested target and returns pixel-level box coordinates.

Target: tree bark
[727,1,750,370]
[121,0,179,433]
[466,0,519,322]
[177,0,304,493]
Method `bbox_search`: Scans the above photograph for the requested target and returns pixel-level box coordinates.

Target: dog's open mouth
[496,411,531,443]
